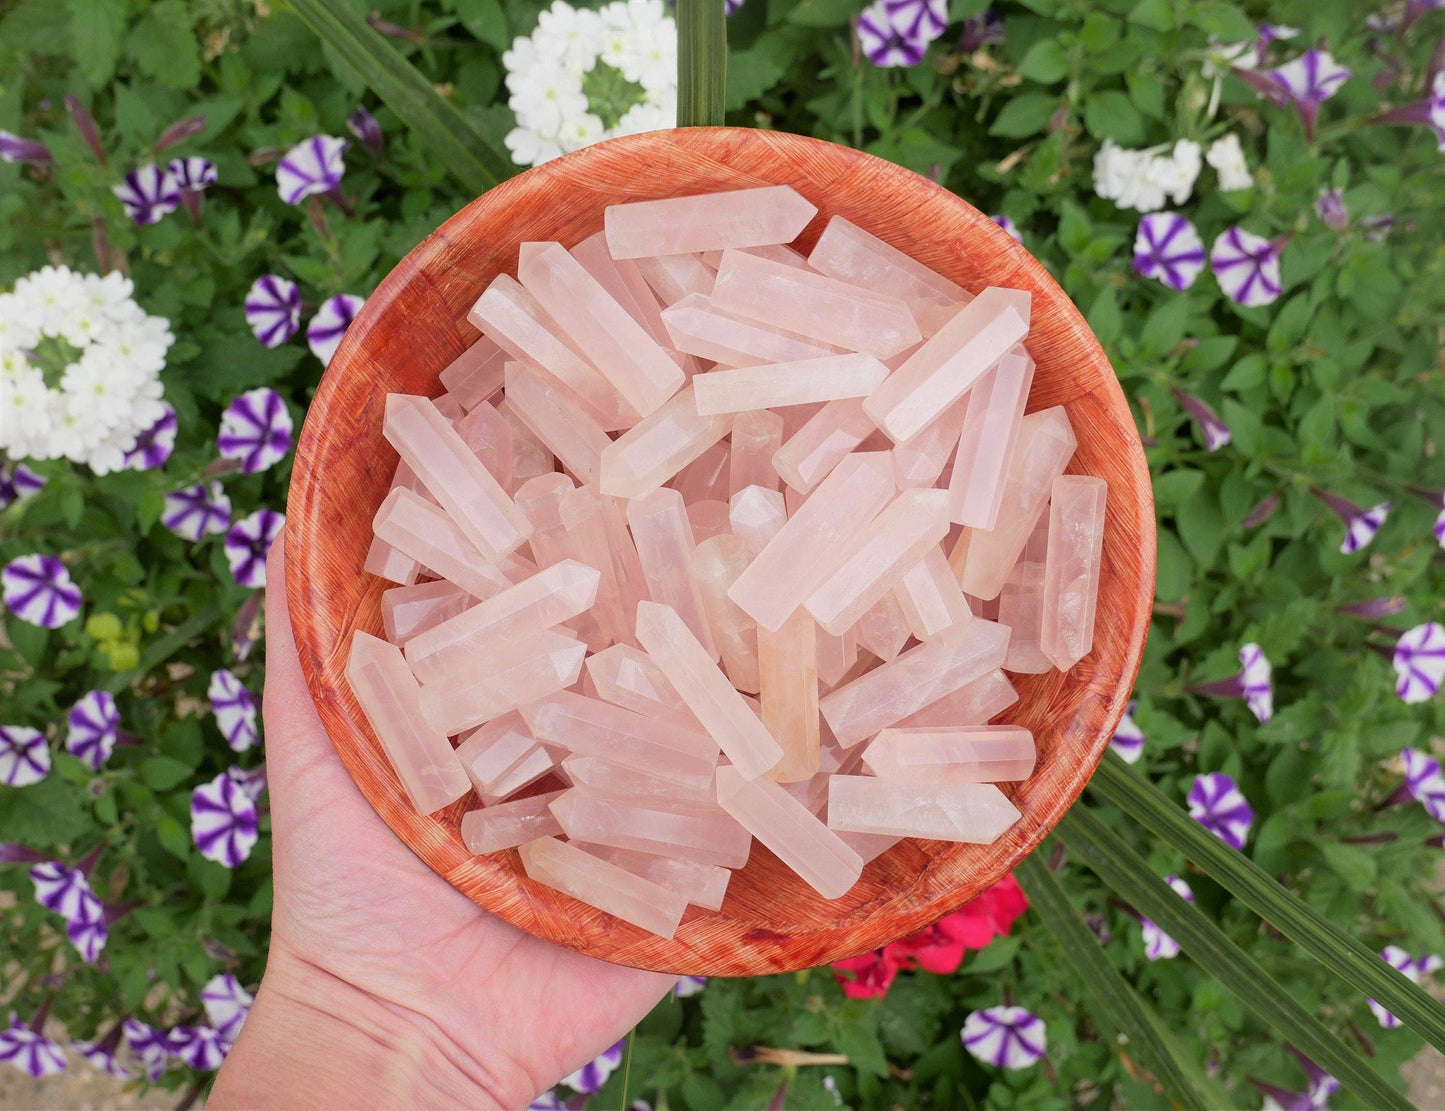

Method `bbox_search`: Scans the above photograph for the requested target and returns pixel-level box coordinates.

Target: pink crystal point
[549,789,752,869]
[661,293,843,368]
[998,562,1050,674]
[862,288,1031,443]
[1041,474,1107,670]
[497,399,558,491]
[894,548,973,644]
[604,185,817,258]
[381,580,475,644]
[584,643,694,722]
[715,765,863,899]
[687,500,732,542]
[946,351,1035,528]
[599,385,732,500]
[560,755,716,807]
[816,623,860,688]
[346,632,470,814]
[634,253,716,306]
[672,442,732,504]
[711,251,922,359]
[557,485,635,648]
[854,591,913,663]
[453,401,515,494]
[383,394,531,560]
[514,472,576,568]
[365,532,421,586]
[896,668,1019,729]
[518,241,684,417]
[727,451,896,633]
[960,406,1077,599]
[771,398,877,494]
[570,231,674,348]
[572,842,732,911]
[729,409,784,494]
[454,710,544,794]
[759,608,821,782]
[819,618,1011,747]
[627,488,720,660]
[890,395,969,491]
[372,487,513,600]
[693,534,762,694]
[461,791,565,854]
[826,776,1021,843]
[439,336,506,410]
[692,354,890,416]
[418,628,587,735]
[502,361,611,487]
[635,601,784,780]
[519,837,688,939]
[863,725,1036,783]
[728,484,788,555]
[806,216,968,311]
[480,745,557,804]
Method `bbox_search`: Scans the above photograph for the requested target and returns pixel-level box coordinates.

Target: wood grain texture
[285,127,1156,976]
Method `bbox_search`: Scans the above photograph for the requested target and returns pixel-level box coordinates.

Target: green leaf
[989,92,1059,138]
[0,0,72,54]
[140,756,195,791]
[68,0,126,86]
[0,776,92,845]
[155,813,192,860]
[125,0,202,91]
[1017,39,1070,84]
[447,0,510,51]
[1139,296,1190,357]
[1318,842,1377,891]
[785,0,858,26]
[1127,0,1174,30]
[725,42,788,110]
[1083,89,1146,145]
[679,0,727,125]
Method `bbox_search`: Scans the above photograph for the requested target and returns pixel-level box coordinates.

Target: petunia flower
[225,508,285,589]
[561,1038,625,1093]
[218,388,294,474]
[1310,488,1390,554]
[0,726,50,786]
[1372,72,1445,151]
[1133,213,1206,290]
[169,157,217,225]
[992,215,1022,242]
[529,1094,566,1111]
[209,669,259,752]
[346,107,385,158]
[64,95,106,164]
[674,975,707,997]
[121,404,177,471]
[1140,875,1193,961]
[857,2,931,67]
[0,463,46,509]
[162,482,232,542]
[1401,748,1445,822]
[1436,507,1445,549]
[1368,946,1442,1028]
[122,1019,171,1082]
[1394,623,1445,703]
[961,1006,1047,1069]
[1360,214,1395,242]
[66,691,120,771]
[191,771,261,868]
[275,135,348,205]
[882,0,949,44]
[1210,227,1283,307]
[0,1012,66,1077]
[831,948,900,999]
[153,115,207,154]
[1315,189,1349,230]
[306,294,365,365]
[0,132,53,165]
[1253,23,1299,64]
[167,1025,229,1070]
[889,874,1029,975]
[73,1025,131,1079]
[66,892,108,963]
[1255,50,1353,140]
[112,164,182,226]
[1187,772,1254,849]
[1251,1047,1338,1111]
[3,554,82,628]
[30,861,95,919]
[1171,388,1231,451]
[958,8,1005,51]
[244,275,302,348]
[1110,700,1145,763]
[201,974,254,1043]
[227,764,269,802]
[1336,596,1406,619]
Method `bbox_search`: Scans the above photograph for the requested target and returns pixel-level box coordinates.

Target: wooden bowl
[285,126,1155,976]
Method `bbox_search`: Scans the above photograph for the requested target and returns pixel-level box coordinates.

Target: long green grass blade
[289,0,512,194]
[1057,807,1411,1111]
[1092,752,1445,1053]
[676,0,727,126]
[1015,854,1214,1111]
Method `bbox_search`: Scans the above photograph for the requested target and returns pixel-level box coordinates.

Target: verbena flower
[307,294,365,364]
[168,156,216,193]
[1315,188,1349,230]
[1187,772,1254,849]
[961,1006,1046,1069]
[218,387,293,474]
[121,404,176,471]
[674,975,707,997]
[66,893,108,963]
[1133,213,1206,290]
[201,974,253,1042]
[167,1025,229,1070]
[275,135,348,205]
[225,508,285,589]
[1252,50,1353,140]
[346,106,385,158]
[1401,748,1445,821]
[0,1013,66,1077]
[1110,700,1145,763]
[0,725,51,786]
[1394,623,1445,703]
[66,691,119,771]
[1140,875,1192,960]
[30,861,95,919]
[561,1037,625,1092]
[191,771,261,868]
[1171,388,1231,450]
[227,764,269,802]
[0,132,53,165]
[1094,140,1201,213]
[162,482,232,541]
[0,463,45,508]
[1368,946,1442,1028]
[1210,227,1283,307]
[2,555,81,628]
[122,1019,171,1082]
[244,275,302,348]
[1206,134,1252,190]
[210,669,259,752]
[992,215,1022,242]
[112,164,182,225]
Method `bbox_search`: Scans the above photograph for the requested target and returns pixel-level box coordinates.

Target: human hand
[209,536,675,1110]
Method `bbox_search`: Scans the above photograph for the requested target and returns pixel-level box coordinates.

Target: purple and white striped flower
[1401,748,1445,822]
[1253,23,1299,61]
[3,555,82,628]
[882,0,949,45]
[0,132,53,165]
[1110,701,1145,764]
[0,463,46,509]
[162,482,232,542]
[1133,213,1206,291]
[210,670,259,753]
[561,1038,625,1093]
[225,508,285,589]
[112,164,182,226]
[0,726,50,787]
[167,1025,229,1070]
[346,107,385,158]
[218,388,293,474]
[1210,227,1283,307]
[1374,72,1445,151]
[122,1019,171,1082]
[1262,51,1352,139]
[73,1030,131,1079]
[66,691,119,771]
[227,764,269,803]
[30,861,94,919]
[66,892,108,963]
[275,135,348,205]
[857,2,931,67]
[0,1014,66,1077]
[1140,875,1192,961]
[961,1006,1047,1069]
[168,157,217,193]
[675,975,707,997]
[1240,643,1271,722]
[1336,597,1406,620]
[992,215,1022,242]
[306,294,365,365]
[1315,189,1349,230]
[1252,1049,1338,1111]
[958,8,1005,51]
[191,772,260,868]
[1310,489,1389,554]
[1434,507,1445,549]
[1394,623,1445,703]
[244,275,302,348]
[1171,388,1231,451]
[1368,946,1443,1028]
[1187,772,1253,849]
[121,404,177,471]
[201,974,254,1042]
[529,1094,566,1111]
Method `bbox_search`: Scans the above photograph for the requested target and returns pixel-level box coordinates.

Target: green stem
[676,0,727,127]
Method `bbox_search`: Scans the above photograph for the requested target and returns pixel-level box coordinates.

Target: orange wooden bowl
[285,126,1155,976]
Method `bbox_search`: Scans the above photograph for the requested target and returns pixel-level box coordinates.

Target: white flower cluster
[0,266,172,474]
[1092,139,1203,213]
[1206,134,1252,191]
[503,0,677,168]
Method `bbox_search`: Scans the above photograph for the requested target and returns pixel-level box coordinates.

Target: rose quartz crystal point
[560,755,715,806]
[438,336,507,410]
[771,398,876,494]
[661,294,842,368]
[863,288,1031,443]
[715,766,863,899]
[495,400,556,491]
[364,533,421,586]
[461,790,565,854]
[728,485,788,555]
[453,401,514,494]
[711,251,922,359]
[432,393,465,421]
[728,452,896,633]
[817,624,860,688]
[605,185,817,258]
[961,406,1077,599]
[502,361,611,486]
[890,396,968,491]
[894,548,973,644]
[627,488,720,660]
[419,627,586,735]
[549,790,752,869]
[672,442,731,504]
[558,486,634,648]
[584,643,694,722]
[634,253,715,305]
[480,745,556,803]
[380,580,474,644]
[635,601,784,780]
[854,592,912,662]
[1041,475,1107,670]
[806,216,967,314]
[600,385,731,500]
[693,534,762,694]
[729,410,784,493]
[827,776,1021,842]
[372,487,513,600]
[518,837,688,939]
[820,619,1011,747]
[687,500,732,543]
[693,354,890,415]
[863,725,1036,783]
[454,710,543,795]
[896,668,1019,728]
[947,351,1035,527]
[998,562,1050,674]
[346,632,470,813]
[572,842,731,910]
[759,608,821,782]
[570,232,674,348]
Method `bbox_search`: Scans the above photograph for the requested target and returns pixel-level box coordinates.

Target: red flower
[831,948,899,999]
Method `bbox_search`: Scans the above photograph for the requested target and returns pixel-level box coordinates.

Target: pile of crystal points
[347,185,1107,939]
